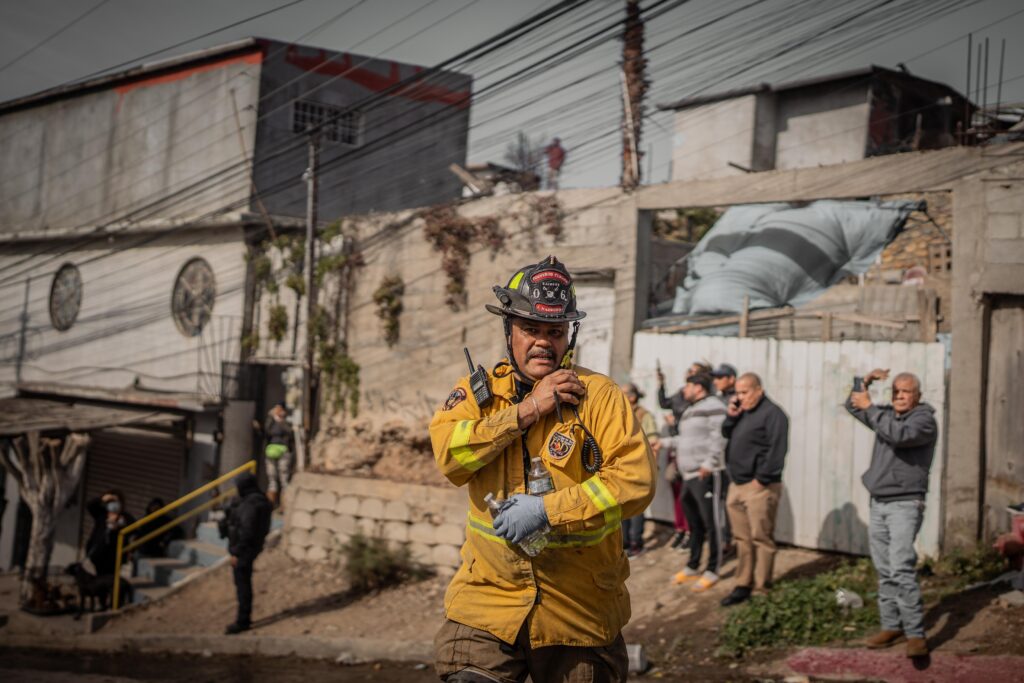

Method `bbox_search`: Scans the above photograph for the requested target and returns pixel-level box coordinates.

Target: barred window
[292,100,361,145]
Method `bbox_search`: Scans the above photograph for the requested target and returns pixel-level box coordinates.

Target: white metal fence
[631,333,946,556]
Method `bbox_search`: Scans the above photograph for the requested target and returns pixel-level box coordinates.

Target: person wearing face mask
[86,490,136,578]
[429,256,655,683]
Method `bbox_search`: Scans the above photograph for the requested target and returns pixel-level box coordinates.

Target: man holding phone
[846,369,937,658]
[720,373,789,606]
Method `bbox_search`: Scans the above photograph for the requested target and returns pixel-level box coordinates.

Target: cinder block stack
[282,472,467,572]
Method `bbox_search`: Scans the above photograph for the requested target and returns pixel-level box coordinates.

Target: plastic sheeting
[672,199,922,315]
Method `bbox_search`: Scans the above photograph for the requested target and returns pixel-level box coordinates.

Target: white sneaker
[691,571,720,593]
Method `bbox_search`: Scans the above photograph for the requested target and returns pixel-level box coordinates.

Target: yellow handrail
[113,460,256,610]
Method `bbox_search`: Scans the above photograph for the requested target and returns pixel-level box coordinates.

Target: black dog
[65,563,133,617]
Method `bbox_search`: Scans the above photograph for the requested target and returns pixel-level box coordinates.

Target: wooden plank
[918,288,938,342]
[831,312,907,330]
[635,142,1024,210]
[821,312,833,341]
[652,307,795,333]
[739,295,750,338]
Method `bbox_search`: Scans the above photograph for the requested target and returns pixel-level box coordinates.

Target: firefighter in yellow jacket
[430,256,656,682]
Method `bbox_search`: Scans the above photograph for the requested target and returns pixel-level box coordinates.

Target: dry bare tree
[1,431,89,606]
[621,0,648,190]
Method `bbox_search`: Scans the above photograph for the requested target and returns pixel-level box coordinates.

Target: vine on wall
[372,276,405,347]
[243,224,362,417]
[310,304,360,417]
[422,198,564,310]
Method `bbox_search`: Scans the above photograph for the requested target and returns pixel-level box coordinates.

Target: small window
[292,100,361,145]
[49,263,82,331]
[171,258,216,337]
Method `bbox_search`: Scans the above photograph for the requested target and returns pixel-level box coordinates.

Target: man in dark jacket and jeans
[222,472,273,634]
[720,373,789,606]
[847,369,937,658]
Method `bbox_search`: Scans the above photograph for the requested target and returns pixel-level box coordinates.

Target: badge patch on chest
[547,432,575,460]
[444,387,467,411]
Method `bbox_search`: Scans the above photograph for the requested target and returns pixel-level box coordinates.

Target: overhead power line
[0,0,114,76]
[59,0,312,84]
[0,0,599,289]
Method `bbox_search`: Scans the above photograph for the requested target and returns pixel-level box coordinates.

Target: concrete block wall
[282,471,468,570]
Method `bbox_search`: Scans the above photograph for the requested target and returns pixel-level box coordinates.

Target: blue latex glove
[493,494,549,544]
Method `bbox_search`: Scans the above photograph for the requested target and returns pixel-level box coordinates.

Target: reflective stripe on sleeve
[449,420,486,472]
[582,477,622,524]
[467,508,621,549]
[467,513,511,546]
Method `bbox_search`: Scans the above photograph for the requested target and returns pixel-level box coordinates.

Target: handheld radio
[464,347,493,408]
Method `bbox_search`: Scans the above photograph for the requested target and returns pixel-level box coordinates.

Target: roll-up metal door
[82,425,186,544]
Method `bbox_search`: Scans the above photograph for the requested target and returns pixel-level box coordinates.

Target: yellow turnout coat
[429,362,656,647]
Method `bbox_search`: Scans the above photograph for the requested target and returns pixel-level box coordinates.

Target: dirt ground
[0,649,437,683]
[6,525,1023,680]
[102,528,832,655]
[103,536,448,643]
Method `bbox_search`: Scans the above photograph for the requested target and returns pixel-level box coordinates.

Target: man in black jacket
[222,472,273,634]
[847,369,937,658]
[720,373,789,606]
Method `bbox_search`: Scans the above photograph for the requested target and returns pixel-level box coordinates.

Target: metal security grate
[292,100,361,145]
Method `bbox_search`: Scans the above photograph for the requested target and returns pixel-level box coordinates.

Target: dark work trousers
[680,472,724,574]
[622,515,644,549]
[720,471,733,545]
[232,556,254,626]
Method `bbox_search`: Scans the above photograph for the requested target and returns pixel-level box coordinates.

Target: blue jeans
[622,515,644,549]
[869,499,926,638]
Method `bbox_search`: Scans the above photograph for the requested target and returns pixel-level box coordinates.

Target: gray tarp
[672,199,922,315]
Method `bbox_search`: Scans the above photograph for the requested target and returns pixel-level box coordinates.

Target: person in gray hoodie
[846,369,937,659]
[667,373,728,593]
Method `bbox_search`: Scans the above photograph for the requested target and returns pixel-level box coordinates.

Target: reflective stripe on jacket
[429,361,656,647]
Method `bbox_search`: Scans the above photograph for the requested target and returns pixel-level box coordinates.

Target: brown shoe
[865,629,905,649]
[906,637,928,657]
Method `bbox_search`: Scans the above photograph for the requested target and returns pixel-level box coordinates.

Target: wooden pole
[739,295,750,338]
[821,312,833,341]
[918,289,938,342]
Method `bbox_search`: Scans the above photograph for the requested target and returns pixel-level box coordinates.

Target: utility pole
[15,279,29,385]
[301,133,320,464]
[620,0,647,190]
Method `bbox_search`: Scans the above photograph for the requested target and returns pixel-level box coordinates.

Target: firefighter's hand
[532,369,585,414]
[492,494,549,545]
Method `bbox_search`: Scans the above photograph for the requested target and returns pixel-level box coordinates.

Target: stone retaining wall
[282,472,467,572]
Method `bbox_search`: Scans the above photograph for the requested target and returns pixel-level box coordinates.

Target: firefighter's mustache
[528,349,555,361]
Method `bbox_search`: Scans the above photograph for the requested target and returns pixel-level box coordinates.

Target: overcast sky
[1,0,1021,188]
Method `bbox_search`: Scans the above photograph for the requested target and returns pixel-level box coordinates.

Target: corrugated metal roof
[0,398,178,436]
[0,38,262,116]
[18,382,220,412]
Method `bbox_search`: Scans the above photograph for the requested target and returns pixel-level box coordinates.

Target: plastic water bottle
[528,457,555,496]
[835,588,864,610]
[484,492,548,557]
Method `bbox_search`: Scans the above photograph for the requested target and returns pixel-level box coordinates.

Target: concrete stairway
[131,515,283,604]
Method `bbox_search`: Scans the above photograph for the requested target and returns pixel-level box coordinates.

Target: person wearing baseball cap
[711,363,738,401]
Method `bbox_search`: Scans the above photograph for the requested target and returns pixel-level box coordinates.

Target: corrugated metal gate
[632,333,946,557]
[81,425,186,545]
